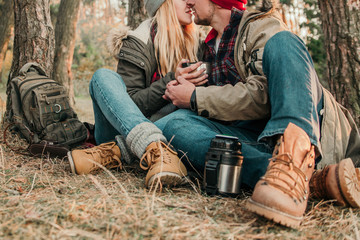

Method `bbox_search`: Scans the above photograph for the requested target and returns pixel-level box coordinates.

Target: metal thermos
[204,135,244,196]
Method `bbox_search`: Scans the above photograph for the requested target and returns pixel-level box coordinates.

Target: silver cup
[196,62,211,75]
[183,62,211,75]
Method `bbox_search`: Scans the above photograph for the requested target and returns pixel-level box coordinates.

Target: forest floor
[0,87,360,239]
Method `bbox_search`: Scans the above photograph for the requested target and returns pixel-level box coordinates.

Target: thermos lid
[210,135,241,151]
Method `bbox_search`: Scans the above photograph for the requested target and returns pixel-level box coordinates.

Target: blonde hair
[153,0,199,76]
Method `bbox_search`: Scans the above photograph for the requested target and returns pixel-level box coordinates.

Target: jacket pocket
[118,48,147,70]
[41,118,87,146]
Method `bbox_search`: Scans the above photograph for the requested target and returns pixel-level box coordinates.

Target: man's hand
[175,59,208,86]
[163,76,195,108]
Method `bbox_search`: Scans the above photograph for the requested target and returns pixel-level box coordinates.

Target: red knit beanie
[210,0,247,10]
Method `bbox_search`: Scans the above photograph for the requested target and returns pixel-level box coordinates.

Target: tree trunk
[6,0,55,113]
[0,34,11,83]
[0,0,13,54]
[318,0,360,126]
[105,0,112,24]
[0,0,14,83]
[9,0,55,78]
[128,0,147,29]
[53,0,81,106]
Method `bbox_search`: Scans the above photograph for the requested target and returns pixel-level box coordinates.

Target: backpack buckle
[54,104,62,113]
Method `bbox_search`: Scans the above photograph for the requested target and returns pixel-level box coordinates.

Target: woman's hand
[175,59,208,86]
[163,76,195,109]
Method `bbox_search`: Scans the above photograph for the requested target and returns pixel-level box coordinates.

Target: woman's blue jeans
[89,68,152,144]
[155,31,324,189]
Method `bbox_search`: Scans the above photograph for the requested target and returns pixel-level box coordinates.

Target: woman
[67,0,207,189]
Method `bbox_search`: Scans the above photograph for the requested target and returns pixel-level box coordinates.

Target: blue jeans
[89,68,152,144]
[155,31,324,189]
[155,110,273,188]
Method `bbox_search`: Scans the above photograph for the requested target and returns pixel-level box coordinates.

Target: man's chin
[194,18,211,26]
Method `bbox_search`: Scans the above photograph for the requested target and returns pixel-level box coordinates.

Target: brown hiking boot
[246,123,316,228]
[67,141,122,174]
[310,158,360,208]
[140,141,187,188]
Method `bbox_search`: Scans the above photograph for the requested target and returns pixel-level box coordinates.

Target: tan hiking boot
[246,123,316,228]
[67,141,122,174]
[140,141,187,188]
[310,158,360,208]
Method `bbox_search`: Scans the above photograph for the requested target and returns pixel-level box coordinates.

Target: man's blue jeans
[155,31,324,189]
[89,68,153,144]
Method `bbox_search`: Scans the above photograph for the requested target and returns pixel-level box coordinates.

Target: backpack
[6,62,88,149]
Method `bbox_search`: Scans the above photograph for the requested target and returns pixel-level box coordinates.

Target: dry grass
[0,98,360,240]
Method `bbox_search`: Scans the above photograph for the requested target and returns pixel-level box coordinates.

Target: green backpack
[7,62,87,147]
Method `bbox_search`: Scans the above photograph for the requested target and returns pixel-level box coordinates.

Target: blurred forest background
[0,1,359,238]
[0,0,359,124]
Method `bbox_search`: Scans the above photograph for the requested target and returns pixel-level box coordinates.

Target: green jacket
[108,19,175,121]
[195,9,360,167]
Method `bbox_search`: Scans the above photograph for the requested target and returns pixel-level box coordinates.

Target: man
[156,0,360,228]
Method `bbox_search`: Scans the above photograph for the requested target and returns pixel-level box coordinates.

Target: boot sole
[337,158,360,208]
[246,198,302,228]
[147,172,183,188]
[67,151,77,174]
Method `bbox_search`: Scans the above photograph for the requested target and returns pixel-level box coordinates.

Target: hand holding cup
[175,59,209,86]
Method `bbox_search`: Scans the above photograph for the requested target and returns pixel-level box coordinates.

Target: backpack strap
[19,62,47,77]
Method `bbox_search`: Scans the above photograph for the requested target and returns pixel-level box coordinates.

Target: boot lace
[309,167,329,199]
[140,142,172,171]
[263,152,309,202]
[85,143,122,172]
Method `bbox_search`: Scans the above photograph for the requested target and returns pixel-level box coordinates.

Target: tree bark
[53,0,81,106]
[0,34,11,83]
[0,0,14,83]
[105,0,112,24]
[0,0,13,55]
[6,0,55,113]
[318,0,360,126]
[9,0,55,79]
[128,0,147,29]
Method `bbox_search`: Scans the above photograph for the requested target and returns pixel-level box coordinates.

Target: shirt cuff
[190,89,197,112]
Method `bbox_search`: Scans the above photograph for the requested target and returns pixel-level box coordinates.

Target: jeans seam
[92,73,131,136]
[241,140,273,153]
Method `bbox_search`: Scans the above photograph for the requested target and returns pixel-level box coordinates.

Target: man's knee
[264,31,310,61]
[263,31,314,76]
[265,31,304,50]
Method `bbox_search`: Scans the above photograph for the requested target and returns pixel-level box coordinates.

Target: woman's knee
[89,68,126,95]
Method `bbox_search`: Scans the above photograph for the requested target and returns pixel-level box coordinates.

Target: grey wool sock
[126,122,166,159]
[115,135,136,165]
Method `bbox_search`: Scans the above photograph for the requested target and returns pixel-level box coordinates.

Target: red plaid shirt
[204,8,244,86]
[150,23,162,83]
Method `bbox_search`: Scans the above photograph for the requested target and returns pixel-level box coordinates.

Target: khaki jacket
[318,89,360,168]
[196,10,287,120]
[195,9,360,166]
